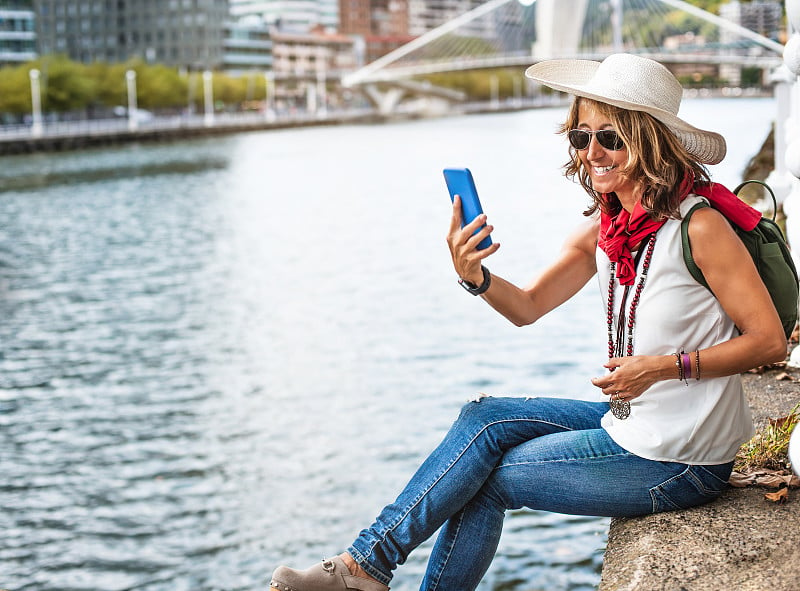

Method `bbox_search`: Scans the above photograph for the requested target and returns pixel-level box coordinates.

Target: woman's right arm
[447,196,599,327]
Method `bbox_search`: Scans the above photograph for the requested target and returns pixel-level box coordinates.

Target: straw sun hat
[525,53,727,165]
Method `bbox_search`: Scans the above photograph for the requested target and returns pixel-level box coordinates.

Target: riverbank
[0,109,382,155]
[0,98,565,156]
[598,367,800,591]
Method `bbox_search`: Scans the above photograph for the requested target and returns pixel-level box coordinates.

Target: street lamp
[264,71,276,122]
[490,74,499,109]
[203,70,214,127]
[316,63,327,119]
[126,70,138,131]
[29,68,42,138]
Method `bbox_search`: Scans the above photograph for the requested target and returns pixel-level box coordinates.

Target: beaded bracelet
[674,352,684,382]
[674,351,700,384]
[694,350,701,380]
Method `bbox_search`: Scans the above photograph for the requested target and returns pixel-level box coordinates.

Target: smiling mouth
[593,165,615,176]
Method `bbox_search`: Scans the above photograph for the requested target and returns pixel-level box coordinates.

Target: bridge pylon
[532,0,589,59]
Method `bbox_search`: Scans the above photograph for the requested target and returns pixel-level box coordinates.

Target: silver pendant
[610,398,631,420]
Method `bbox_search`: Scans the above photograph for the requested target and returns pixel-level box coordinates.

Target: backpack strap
[733,179,777,221]
[680,201,712,291]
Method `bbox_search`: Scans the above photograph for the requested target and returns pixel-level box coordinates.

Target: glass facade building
[230,0,338,34]
[224,16,273,73]
[0,0,36,65]
[34,0,230,69]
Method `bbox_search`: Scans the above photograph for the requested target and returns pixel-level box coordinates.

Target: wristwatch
[459,265,491,295]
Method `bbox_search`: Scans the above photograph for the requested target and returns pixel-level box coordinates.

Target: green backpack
[681,180,799,339]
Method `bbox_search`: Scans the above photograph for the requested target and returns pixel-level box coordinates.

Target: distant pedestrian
[268,53,788,591]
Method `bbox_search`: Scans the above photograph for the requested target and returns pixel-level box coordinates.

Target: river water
[0,97,775,591]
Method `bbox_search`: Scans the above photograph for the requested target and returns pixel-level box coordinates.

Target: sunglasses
[567,129,625,151]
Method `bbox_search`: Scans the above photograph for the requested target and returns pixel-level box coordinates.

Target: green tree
[690,0,724,14]
[34,55,96,113]
[421,68,520,101]
[86,61,129,107]
[0,64,35,115]
[212,72,247,109]
[135,62,188,110]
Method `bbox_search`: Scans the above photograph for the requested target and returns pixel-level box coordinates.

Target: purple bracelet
[681,353,692,381]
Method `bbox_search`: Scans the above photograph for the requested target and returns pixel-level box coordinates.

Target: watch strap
[459,265,491,295]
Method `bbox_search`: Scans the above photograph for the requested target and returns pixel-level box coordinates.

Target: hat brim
[525,60,726,165]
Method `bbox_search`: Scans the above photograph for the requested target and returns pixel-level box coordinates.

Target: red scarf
[599,178,761,285]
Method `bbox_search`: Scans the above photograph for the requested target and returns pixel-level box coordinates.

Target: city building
[269,28,356,106]
[407,0,528,54]
[340,0,407,37]
[338,0,414,64]
[230,0,338,34]
[224,15,273,74]
[0,0,36,65]
[718,0,782,86]
[719,0,782,42]
[33,0,230,69]
[407,0,482,36]
[271,27,355,78]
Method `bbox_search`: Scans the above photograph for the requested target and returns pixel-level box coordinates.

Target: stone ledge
[598,370,800,591]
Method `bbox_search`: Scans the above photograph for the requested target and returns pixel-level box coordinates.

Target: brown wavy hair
[560,97,710,219]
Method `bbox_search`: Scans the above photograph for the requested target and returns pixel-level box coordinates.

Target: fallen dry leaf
[756,473,789,487]
[729,469,800,489]
[769,413,798,429]
[774,372,793,381]
[729,471,753,488]
[765,485,789,504]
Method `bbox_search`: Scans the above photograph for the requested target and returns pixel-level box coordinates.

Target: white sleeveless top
[597,194,755,464]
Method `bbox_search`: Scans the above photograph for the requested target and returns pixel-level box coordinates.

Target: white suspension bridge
[342,0,785,115]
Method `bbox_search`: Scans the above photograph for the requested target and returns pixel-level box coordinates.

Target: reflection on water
[0,157,230,192]
[0,99,775,591]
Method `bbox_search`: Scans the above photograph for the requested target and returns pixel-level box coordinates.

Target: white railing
[0,108,378,143]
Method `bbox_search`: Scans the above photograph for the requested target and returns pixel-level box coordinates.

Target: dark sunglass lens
[597,130,623,150]
[568,130,590,150]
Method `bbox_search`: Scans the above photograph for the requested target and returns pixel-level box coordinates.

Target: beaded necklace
[606,232,657,420]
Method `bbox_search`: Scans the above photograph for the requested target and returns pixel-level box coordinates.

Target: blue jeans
[347,397,732,590]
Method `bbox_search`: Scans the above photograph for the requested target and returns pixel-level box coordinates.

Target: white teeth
[594,165,614,175]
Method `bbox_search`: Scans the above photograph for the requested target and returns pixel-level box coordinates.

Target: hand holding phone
[443,167,493,250]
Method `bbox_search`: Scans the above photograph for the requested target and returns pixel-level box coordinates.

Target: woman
[269,53,787,591]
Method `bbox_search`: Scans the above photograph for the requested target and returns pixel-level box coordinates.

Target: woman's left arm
[592,206,787,399]
[686,206,788,375]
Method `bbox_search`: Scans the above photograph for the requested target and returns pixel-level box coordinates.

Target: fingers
[591,365,634,400]
[591,379,640,401]
[446,195,500,288]
[448,194,464,235]
[464,221,495,251]
[446,195,498,268]
[448,195,490,243]
[590,373,612,391]
[591,377,620,397]
[591,374,629,397]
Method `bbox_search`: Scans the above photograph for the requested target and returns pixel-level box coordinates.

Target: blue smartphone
[443,167,493,250]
